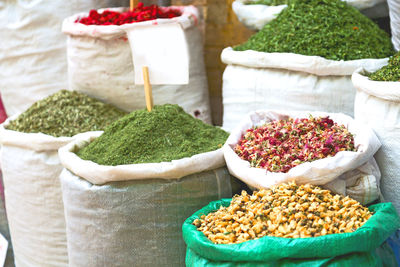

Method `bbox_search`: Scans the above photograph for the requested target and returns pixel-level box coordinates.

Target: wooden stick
[130,0,137,11]
[142,66,153,112]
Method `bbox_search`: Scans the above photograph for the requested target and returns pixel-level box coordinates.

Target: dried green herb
[235,0,394,61]
[246,0,287,5]
[368,52,400,81]
[6,90,128,137]
[76,104,229,166]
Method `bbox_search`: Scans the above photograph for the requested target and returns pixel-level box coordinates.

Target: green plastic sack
[183,199,400,266]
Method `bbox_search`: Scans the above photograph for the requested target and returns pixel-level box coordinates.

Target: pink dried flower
[234,116,356,173]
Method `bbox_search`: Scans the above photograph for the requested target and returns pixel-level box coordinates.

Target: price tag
[125,22,189,85]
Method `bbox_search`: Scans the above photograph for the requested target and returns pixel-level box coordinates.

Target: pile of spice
[368,51,400,82]
[76,104,229,166]
[6,90,127,137]
[235,116,356,173]
[246,0,287,5]
[193,182,372,243]
[234,0,394,61]
[75,2,181,26]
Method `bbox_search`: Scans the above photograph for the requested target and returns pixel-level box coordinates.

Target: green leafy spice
[76,104,229,166]
[235,0,394,61]
[368,52,400,81]
[246,0,287,5]
[6,90,127,137]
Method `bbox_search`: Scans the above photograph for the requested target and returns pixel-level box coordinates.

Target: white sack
[58,132,232,266]
[0,172,14,267]
[223,110,382,204]
[58,132,225,184]
[324,158,381,204]
[0,0,125,116]
[360,1,389,19]
[0,115,80,267]
[232,0,387,31]
[221,47,388,132]
[346,0,387,10]
[232,0,286,31]
[353,69,400,212]
[388,0,400,51]
[62,6,212,124]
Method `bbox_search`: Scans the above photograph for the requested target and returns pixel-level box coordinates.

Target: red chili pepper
[75,3,181,26]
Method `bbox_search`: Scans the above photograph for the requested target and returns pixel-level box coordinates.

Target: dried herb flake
[235,0,394,61]
[368,51,400,81]
[6,90,127,137]
[76,104,229,166]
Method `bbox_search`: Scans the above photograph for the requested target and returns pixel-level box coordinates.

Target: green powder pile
[368,52,400,81]
[246,0,287,5]
[6,90,128,137]
[76,104,229,166]
[235,0,394,61]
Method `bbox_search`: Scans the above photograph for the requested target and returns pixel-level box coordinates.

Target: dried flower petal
[75,3,181,26]
[234,116,356,173]
[194,182,372,244]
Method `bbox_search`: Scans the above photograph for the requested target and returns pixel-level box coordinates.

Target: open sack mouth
[223,110,381,204]
[233,115,357,173]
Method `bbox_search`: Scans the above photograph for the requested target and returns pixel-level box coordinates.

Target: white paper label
[125,23,189,85]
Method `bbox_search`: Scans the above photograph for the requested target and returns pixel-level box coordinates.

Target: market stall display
[58,104,232,266]
[62,4,212,123]
[353,52,400,214]
[222,0,392,131]
[1,0,400,266]
[233,0,388,31]
[0,0,126,116]
[224,110,381,205]
[183,182,400,266]
[0,90,126,267]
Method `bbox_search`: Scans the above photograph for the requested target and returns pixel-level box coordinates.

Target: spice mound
[368,51,400,82]
[75,2,181,26]
[193,182,372,244]
[76,104,229,166]
[234,0,394,61]
[6,90,127,137]
[235,116,356,173]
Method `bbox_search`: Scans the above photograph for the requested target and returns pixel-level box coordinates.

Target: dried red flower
[235,116,356,173]
[75,2,181,26]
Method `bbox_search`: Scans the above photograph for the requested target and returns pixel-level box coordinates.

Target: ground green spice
[6,90,127,137]
[76,104,229,166]
[235,0,394,61]
[368,52,400,81]
[246,0,287,5]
